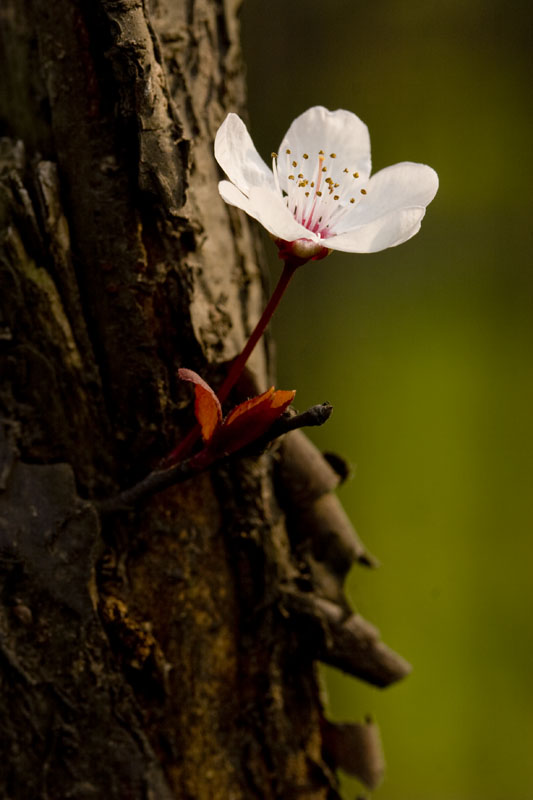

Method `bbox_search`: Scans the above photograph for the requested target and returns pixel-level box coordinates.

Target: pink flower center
[272,147,368,238]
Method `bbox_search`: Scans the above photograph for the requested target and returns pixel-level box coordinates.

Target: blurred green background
[241,2,533,798]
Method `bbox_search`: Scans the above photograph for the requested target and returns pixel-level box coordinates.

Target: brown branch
[321,717,385,790]
[96,403,333,515]
[282,590,412,688]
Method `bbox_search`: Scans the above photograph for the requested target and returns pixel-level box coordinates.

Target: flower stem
[217,259,298,403]
[165,259,299,465]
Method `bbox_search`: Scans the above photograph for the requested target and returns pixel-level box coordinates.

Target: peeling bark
[0,1,408,797]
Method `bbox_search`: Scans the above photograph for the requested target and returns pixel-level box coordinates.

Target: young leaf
[178,368,222,442]
[214,387,296,455]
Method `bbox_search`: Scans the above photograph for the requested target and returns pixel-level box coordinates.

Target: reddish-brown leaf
[178,368,222,442]
[213,387,296,455]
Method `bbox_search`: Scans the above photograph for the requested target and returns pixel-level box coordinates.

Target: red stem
[217,259,298,403]
[165,259,298,464]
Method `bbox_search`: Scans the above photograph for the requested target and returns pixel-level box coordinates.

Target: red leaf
[213,387,296,455]
[223,386,275,426]
[178,368,222,442]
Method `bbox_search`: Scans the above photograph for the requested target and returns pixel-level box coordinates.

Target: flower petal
[338,162,439,231]
[218,180,259,215]
[326,206,428,253]
[277,106,372,186]
[219,181,313,242]
[214,113,275,195]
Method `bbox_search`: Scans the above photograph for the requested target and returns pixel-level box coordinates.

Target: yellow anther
[288,175,295,180]
[298,181,306,187]
[316,190,322,197]
[334,183,339,188]
[353,172,359,178]
[343,168,349,173]
[360,188,367,194]
[305,191,310,196]
[303,153,309,159]
[298,173,304,178]
[292,160,297,167]
[271,152,278,159]
[350,197,355,203]
[310,181,315,187]
[330,153,337,158]
[321,166,327,172]
[334,195,339,201]
[286,148,291,154]
[319,149,324,155]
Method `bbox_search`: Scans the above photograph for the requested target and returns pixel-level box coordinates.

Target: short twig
[95,402,333,515]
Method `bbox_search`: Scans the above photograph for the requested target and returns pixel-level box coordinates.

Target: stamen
[280,144,363,238]
[271,152,278,159]
[303,154,325,229]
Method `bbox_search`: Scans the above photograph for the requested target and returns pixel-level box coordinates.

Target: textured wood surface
[0,2,407,797]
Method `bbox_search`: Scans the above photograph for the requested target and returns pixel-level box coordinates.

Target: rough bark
[0,1,409,798]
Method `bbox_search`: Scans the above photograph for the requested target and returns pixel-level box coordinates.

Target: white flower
[214,106,438,258]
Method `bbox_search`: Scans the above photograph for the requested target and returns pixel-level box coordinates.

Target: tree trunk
[0,2,409,797]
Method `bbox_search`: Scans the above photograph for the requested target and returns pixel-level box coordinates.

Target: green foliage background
[241,2,533,798]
